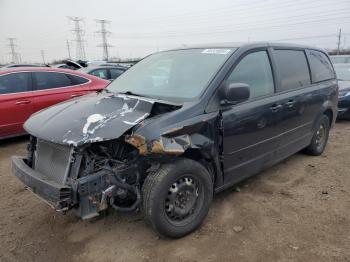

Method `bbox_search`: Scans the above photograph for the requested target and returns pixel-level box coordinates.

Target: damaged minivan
[12,43,337,238]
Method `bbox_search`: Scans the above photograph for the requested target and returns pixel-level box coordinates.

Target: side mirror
[221,82,250,105]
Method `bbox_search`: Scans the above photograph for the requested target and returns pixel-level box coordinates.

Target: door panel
[272,49,321,145]
[0,72,33,137]
[223,96,284,184]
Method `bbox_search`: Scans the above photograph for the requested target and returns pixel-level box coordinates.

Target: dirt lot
[0,122,349,262]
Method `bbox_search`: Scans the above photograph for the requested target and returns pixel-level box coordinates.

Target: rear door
[0,72,33,137]
[32,71,89,112]
[271,48,320,146]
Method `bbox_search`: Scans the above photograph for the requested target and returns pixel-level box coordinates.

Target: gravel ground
[0,122,349,262]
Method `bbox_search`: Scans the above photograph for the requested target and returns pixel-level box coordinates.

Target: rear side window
[0,72,31,94]
[90,69,108,80]
[110,68,124,79]
[34,72,72,90]
[66,74,89,85]
[226,51,274,99]
[274,50,311,92]
[308,50,335,82]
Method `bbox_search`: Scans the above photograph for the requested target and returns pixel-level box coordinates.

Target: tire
[142,158,213,238]
[304,115,330,156]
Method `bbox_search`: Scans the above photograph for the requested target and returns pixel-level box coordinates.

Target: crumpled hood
[24,92,176,146]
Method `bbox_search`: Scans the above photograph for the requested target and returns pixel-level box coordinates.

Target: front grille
[34,139,71,185]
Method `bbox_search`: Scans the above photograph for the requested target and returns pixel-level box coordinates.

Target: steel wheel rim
[164,175,201,224]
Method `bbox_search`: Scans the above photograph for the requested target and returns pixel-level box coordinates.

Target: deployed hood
[24,92,181,146]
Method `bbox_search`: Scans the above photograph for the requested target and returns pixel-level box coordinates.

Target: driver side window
[226,51,274,99]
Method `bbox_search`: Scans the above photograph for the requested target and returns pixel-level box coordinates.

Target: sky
[0,0,349,63]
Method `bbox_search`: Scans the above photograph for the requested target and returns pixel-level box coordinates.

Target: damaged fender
[125,112,220,157]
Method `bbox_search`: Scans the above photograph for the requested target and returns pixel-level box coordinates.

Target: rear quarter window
[66,74,89,85]
[307,50,335,82]
[274,49,311,92]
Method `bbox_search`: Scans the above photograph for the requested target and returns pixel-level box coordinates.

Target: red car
[0,67,109,139]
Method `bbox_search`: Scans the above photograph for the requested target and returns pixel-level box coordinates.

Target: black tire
[142,158,213,238]
[304,115,330,156]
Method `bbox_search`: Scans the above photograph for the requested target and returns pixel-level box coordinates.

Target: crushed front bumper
[11,156,72,210]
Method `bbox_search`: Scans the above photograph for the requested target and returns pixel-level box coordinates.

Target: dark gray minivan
[12,42,338,238]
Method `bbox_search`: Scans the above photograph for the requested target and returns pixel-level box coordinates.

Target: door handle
[71,93,83,98]
[270,104,283,112]
[285,100,296,107]
[15,100,31,105]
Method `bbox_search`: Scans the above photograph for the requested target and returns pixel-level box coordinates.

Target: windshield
[335,65,350,81]
[106,48,236,101]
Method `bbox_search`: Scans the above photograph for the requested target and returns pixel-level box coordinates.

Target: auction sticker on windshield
[202,49,231,55]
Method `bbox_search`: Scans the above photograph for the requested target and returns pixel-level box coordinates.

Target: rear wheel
[142,158,213,238]
[304,115,330,156]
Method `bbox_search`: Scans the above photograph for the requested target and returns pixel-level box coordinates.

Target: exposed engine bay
[27,135,154,219]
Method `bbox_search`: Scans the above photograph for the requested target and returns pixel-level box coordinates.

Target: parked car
[334,63,350,119]
[51,60,85,70]
[51,64,79,70]
[78,65,127,80]
[12,43,337,238]
[0,67,109,139]
[330,55,350,64]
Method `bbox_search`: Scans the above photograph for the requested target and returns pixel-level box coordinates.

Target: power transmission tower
[66,40,72,59]
[337,28,342,55]
[96,19,112,61]
[7,37,20,63]
[68,17,86,60]
[40,50,46,64]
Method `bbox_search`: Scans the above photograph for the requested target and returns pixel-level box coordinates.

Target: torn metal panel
[24,92,179,147]
[126,112,219,156]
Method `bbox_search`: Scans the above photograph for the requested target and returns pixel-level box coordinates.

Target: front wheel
[142,158,213,238]
[304,115,330,156]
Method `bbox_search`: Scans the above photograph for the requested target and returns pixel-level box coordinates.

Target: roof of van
[169,42,326,53]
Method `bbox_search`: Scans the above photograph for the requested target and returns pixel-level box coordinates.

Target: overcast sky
[0,0,349,63]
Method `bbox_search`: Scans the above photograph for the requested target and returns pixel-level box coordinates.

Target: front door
[222,49,283,185]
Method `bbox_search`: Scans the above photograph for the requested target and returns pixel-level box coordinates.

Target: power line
[121,8,350,39]
[7,37,20,63]
[112,0,349,25]
[272,34,337,42]
[68,16,86,60]
[96,19,112,61]
[114,15,350,39]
